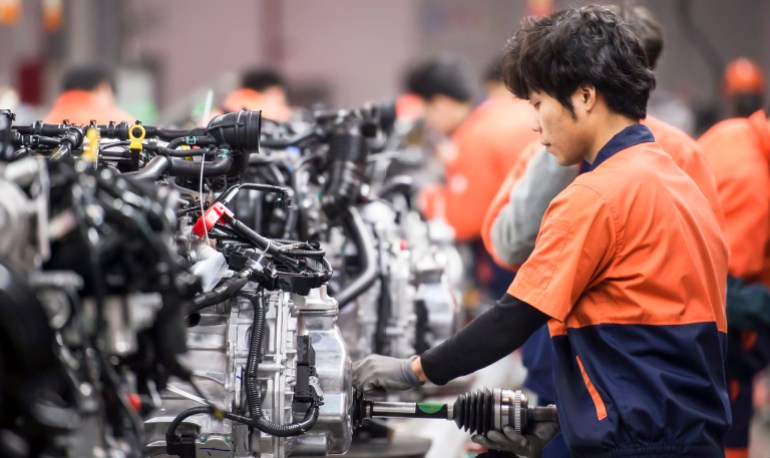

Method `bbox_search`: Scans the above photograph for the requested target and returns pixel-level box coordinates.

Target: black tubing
[125,155,171,180]
[321,132,368,219]
[187,268,252,315]
[167,153,234,177]
[335,207,379,308]
[227,219,300,270]
[165,406,210,440]
[378,176,414,209]
[243,293,320,436]
[260,128,321,149]
[164,404,319,443]
[245,293,265,417]
[165,135,217,151]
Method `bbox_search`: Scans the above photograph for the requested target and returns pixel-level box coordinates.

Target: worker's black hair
[483,55,503,84]
[63,65,115,93]
[611,4,663,70]
[405,56,474,103]
[502,5,655,120]
[241,67,286,92]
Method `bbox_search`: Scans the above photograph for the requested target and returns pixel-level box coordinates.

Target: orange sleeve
[481,141,541,270]
[699,126,770,279]
[507,183,615,321]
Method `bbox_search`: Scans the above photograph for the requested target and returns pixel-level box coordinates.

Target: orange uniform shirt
[44,90,133,125]
[699,110,770,281]
[508,125,729,455]
[483,115,725,270]
[421,98,538,241]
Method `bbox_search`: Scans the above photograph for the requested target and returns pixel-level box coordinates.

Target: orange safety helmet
[723,58,765,96]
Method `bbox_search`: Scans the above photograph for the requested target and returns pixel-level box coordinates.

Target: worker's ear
[572,85,597,115]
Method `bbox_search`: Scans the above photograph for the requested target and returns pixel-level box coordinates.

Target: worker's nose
[530,116,541,133]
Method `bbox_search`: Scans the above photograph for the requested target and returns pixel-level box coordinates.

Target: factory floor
[388,357,770,458]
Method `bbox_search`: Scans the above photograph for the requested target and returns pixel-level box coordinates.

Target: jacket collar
[586,123,655,171]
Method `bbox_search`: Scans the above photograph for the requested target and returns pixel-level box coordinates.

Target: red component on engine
[126,393,142,412]
[192,202,233,238]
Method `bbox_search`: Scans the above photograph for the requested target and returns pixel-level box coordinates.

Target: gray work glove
[353,355,422,393]
[471,420,560,458]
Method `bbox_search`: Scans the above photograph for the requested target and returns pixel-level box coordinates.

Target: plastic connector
[192,202,233,238]
[128,123,146,151]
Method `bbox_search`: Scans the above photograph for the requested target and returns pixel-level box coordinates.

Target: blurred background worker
[44,64,133,124]
[410,55,538,300]
[482,57,513,102]
[723,58,765,119]
[479,5,725,457]
[699,99,770,458]
[222,66,292,122]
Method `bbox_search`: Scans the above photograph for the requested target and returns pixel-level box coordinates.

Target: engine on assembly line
[0,104,463,458]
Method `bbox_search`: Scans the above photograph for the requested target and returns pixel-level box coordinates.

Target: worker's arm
[489,149,578,267]
[352,293,549,392]
[417,293,550,385]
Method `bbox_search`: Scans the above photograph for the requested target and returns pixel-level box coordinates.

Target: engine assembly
[0,105,529,458]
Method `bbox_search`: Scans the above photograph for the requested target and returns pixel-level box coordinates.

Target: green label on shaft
[417,402,445,414]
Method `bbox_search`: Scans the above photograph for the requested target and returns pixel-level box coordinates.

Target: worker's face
[260,86,292,122]
[529,89,592,166]
[423,95,469,136]
[262,86,288,108]
[94,81,117,106]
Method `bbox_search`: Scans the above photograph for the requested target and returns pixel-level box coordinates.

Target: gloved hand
[353,355,423,393]
[471,420,560,458]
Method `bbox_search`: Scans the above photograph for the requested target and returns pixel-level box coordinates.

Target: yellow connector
[128,123,146,152]
[83,127,99,163]
[180,144,193,161]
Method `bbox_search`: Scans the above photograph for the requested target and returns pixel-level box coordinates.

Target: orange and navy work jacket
[699,110,770,283]
[421,98,538,241]
[44,90,133,125]
[508,125,730,457]
[483,115,726,271]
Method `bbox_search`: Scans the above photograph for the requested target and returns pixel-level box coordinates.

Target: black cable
[165,135,217,150]
[166,292,320,446]
[242,292,320,436]
[156,147,216,157]
[187,267,253,315]
[334,207,379,308]
[124,155,170,180]
[245,292,265,418]
[260,128,321,149]
[166,406,211,439]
